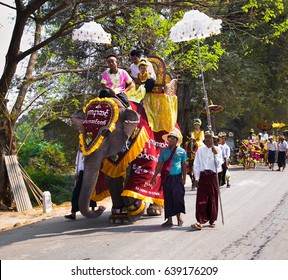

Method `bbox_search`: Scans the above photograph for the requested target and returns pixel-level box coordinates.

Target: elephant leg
[147,203,162,216]
[106,176,127,214]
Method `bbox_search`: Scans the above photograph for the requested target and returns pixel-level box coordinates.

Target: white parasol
[170,10,224,225]
[72,22,111,104]
[169,10,222,132]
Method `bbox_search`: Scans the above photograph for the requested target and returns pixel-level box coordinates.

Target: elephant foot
[109,214,129,224]
[109,207,129,224]
[147,203,162,216]
[94,205,106,217]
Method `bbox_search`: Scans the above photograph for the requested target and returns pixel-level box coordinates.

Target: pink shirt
[101,69,132,94]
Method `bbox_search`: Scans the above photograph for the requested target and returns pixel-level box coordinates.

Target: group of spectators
[247,128,287,171]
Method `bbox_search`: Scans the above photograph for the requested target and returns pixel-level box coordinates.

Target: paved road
[0,164,288,260]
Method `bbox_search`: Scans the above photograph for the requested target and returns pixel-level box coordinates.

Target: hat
[258,132,262,136]
[137,59,148,68]
[218,131,227,138]
[204,130,214,137]
[268,136,273,139]
[162,130,179,141]
[250,128,254,133]
[194,118,202,126]
[279,135,285,140]
[162,130,183,144]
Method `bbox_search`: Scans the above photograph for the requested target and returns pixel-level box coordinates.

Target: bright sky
[0,0,16,76]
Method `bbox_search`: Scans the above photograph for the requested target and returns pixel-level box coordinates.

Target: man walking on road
[191,131,223,230]
[276,135,288,171]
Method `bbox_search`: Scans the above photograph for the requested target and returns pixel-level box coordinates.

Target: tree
[1,0,287,208]
[0,0,220,207]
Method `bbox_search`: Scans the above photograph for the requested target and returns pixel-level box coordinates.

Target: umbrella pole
[83,41,92,105]
[197,37,224,225]
[196,38,212,132]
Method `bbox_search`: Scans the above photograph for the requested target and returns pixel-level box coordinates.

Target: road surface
[0,164,288,260]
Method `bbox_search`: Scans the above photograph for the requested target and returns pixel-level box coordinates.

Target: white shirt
[262,133,269,141]
[129,61,156,80]
[193,145,223,181]
[267,141,277,151]
[221,142,231,159]
[75,151,84,174]
[278,141,288,152]
[215,145,223,173]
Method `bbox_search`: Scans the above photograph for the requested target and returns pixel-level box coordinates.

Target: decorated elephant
[74,56,180,222]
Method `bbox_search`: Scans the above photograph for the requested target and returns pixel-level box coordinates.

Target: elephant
[72,97,140,218]
[73,56,179,221]
[73,96,172,220]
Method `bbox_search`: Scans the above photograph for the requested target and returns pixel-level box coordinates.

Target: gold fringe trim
[80,97,119,156]
[127,200,146,216]
[121,189,164,207]
[91,189,111,202]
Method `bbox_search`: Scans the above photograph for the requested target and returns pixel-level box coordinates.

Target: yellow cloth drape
[126,85,146,103]
[143,93,178,132]
[100,126,149,178]
[121,189,164,207]
[191,129,205,147]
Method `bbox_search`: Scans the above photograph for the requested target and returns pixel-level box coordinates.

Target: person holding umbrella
[191,131,223,230]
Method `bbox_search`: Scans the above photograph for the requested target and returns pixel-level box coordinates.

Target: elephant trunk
[78,151,103,218]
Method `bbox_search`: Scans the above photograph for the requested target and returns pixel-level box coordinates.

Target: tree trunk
[0,109,15,208]
[0,11,42,208]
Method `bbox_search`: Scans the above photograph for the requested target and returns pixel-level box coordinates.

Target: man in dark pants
[276,135,288,171]
[191,131,223,230]
[65,151,105,220]
[220,134,231,187]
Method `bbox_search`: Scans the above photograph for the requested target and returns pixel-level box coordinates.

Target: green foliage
[242,0,288,42]
[30,171,74,205]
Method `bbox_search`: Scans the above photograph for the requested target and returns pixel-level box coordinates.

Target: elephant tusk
[124,120,139,124]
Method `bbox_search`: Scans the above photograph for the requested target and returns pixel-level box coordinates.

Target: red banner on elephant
[80,97,119,156]
[122,130,168,206]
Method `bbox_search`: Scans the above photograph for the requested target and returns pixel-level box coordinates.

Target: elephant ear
[71,110,85,133]
[124,109,140,138]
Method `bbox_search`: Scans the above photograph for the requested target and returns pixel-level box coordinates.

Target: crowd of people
[238,128,288,171]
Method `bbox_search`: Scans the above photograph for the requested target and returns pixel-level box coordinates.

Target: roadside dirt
[0,202,71,232]
[0,198,112,232]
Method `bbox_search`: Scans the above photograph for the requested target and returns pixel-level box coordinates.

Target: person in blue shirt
[151,131,187,227]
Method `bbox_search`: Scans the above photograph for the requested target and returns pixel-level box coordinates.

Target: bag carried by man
[160,146,177,186]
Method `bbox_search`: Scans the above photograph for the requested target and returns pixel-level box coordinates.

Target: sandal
[161,221,173,227]
[64,214,76,220]
[209,223,216,228]
[177,220,184,227]
[191,222,202,230]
